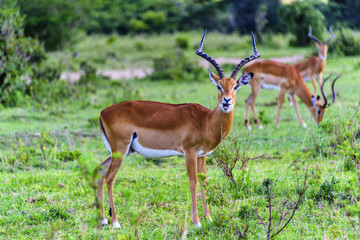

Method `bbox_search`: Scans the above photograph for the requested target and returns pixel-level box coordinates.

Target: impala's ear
[311,95,317,107]
[314,42,322,51]
[208,69,220,86]
[237,72,253,87]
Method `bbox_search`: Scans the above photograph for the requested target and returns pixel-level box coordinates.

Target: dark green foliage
[0,8,71,108]
[0,8,45,106]
[315,177,338,204]
[151,51,203,81]
[79,61,97,84]
[17,0,90,50]
[175,34,190,49]
[328,28,360,56]
[324,0,360,29]
[226,0,282,34]
[279,1,325,46]
[57,148,81,162]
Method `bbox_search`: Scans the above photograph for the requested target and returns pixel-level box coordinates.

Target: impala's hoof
[194,222,202,228]
[112,221,121,229]
[247,125,252,130]
[101,217,108,225]
[258,125,263,130]
[302,123,307,128]
[276,125,280,129]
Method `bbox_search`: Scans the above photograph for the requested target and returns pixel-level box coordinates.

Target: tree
[17,0,92,50]
[0,8,46,106]
[279,1,325,46]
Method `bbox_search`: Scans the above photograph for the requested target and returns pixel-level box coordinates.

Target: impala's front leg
[197,156,211,220]
[276,88,286,128]
[185,150,200,227]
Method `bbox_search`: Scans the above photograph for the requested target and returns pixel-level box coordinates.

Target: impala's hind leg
[104,147,127,229]
[98,156,112,225]
[275,88,287,128]
[248,80,262,130]
[245,93,252,130]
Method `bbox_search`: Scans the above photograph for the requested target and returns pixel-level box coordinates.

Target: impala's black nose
[223,97,231,103]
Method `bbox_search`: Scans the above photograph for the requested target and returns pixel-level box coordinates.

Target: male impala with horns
[97,30,260,228]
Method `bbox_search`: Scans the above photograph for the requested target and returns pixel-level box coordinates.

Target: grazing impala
[294,26,335,96]
[97,31,260,228]
[243,60,340,130]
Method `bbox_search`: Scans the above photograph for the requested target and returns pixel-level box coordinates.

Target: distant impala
[243,59,340,130]
[97,31,260,228]
[294,26,335,96]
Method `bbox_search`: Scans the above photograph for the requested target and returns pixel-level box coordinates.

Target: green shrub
[328,28,360,56]
[129,19,148,33]
[79,61,97,84]
[315,177,338,204]
[279,1,325,46]
[57,148,81,162]
[142,10,166,33]
[175,34,190,49]
[151,51,203,81]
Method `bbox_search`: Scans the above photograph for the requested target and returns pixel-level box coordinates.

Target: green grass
[1,32,360,239]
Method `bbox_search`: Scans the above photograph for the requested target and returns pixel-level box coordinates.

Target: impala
[294,26,335,96]
[243,59,340,130]
[97,31,260,228]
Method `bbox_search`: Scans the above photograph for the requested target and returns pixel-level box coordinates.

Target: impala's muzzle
[221,97,233,112]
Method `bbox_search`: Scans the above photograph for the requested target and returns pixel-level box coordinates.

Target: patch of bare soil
[60,55,304,82]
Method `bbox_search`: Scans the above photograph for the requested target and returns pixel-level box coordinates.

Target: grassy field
[1,32,359,239]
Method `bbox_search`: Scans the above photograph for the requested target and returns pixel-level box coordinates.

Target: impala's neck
[318,54,327,61]
[295,81,316,117]
[206,106,234,148]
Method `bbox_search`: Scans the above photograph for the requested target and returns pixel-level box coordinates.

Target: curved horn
[308,26,322,45]
[331,74,341,103]
[320,75,332,107]
[325,26,336,44]
[230,31,260,79]
[196,30,225,79]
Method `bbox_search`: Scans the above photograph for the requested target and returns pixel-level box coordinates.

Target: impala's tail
[99,117,112,175]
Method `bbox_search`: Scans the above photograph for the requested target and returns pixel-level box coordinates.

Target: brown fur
[98,72,253,227]
[294,42,328,96]
[243,60,326,129]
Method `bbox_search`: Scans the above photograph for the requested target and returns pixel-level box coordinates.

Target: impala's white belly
[131,138,184,158]
[131,138,213,158]
[261,82,280,90]
[302,75,311,82]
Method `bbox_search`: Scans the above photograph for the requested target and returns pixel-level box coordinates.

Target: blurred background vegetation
[1,0,359,50]
[0,0,359,108]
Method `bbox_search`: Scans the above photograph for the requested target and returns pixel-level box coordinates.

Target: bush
[315,177,338,204]
[328,28,360,56]
[142,10,167,33]
[17,0,88,50]
[175,34,190,49]
[151,51,203,81]
[279,1,325,46]
[0,8,70,108]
